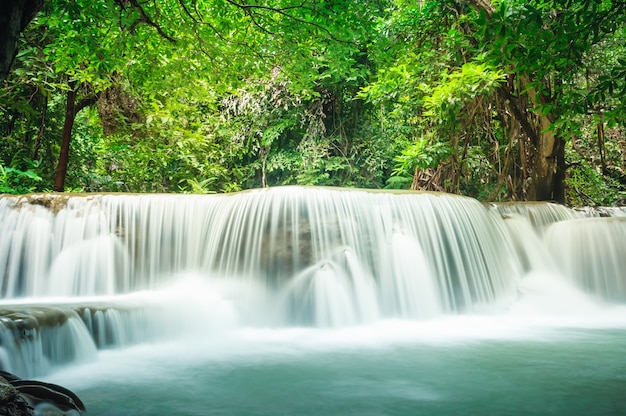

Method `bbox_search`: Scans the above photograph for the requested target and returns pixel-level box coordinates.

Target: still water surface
[47,320,626,416]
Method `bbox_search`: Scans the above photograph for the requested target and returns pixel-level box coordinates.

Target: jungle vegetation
[1,0,625,206]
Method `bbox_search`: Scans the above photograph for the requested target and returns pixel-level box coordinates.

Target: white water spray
[1,187,625,378]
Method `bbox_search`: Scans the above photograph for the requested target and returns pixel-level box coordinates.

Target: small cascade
[489,201,582,232]
[500,215,559,273]
[0,196,130,297]
[575,206,626,218]
[490,202,626,305]
[601,206,626,217]
[383,233,442,318]
[283,261,365,327]
[47,235,127,296]
[0,300,222,378]
[80,307,158,348]
[544,217,626,301]
[279,247,381,326]
[0,308,97,378]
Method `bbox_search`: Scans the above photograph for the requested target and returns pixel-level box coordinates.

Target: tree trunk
[0,0,42,79]
[597,119,607,174]
[523,78,566,203]
[53,84,78,192]
[527,118,566,202]
[53,82,98,192]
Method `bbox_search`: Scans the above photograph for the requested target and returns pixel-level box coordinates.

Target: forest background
[1,0,625,206]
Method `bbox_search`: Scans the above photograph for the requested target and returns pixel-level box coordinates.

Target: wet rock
[0,370,23,383]
[0,375,34,416]
[13,380,86,415]
[0,372,86,416]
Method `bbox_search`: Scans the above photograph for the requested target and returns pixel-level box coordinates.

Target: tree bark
[0,0,42,79]
[527,116,566,202]
[597,119,607,174]
[53,84,78,192]
[53,82,98,192]
[523,77,566,202]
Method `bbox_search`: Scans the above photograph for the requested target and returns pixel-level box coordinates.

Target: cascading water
[1,188,519,320]
[1,187,625,416]
[544,217,626,301]
[489,200,583,230]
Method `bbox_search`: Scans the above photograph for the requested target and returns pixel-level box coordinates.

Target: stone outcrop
[1,371,86,416]
[0,375,34,416]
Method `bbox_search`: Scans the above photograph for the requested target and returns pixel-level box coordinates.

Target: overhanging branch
[223,0,352,43]
[127,0,176,43]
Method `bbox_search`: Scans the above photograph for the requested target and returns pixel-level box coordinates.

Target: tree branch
[127,0,176,43]
[76,94,99,114]
[223,0,352,43]
[466,0,495,17]
[497,85,537,143]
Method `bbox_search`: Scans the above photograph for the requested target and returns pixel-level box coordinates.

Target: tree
[3,0,625,202]
[360,1,509,197]
[0,0,43,79]
[2,0,384,191]
[52,81,98,191]
[362,0,626,203]
[473,0,626,201]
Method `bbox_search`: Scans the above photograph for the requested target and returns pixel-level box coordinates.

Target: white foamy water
[1,187,625,384]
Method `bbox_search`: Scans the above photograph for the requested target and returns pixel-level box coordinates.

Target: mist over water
[41,271,626,416]
[45,299,626,415]
[1,187,625,415]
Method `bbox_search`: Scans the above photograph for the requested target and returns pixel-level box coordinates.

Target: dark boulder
[0,375,34,416]
[0,372,86,416]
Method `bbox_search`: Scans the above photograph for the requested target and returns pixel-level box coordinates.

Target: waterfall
[0,188,519,316]
[544,217,626,301]
[1,187,625,377]
[0,308,96,378]
[489,201,583,231]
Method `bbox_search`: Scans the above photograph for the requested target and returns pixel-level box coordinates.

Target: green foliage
[384,175,413,190]
[393,139,452,177]
[566,158,626,206]
[360,2,509,196]
[563,117,626,206]
[358,0,626,202]
[423,63,505,124]
[0,159,42,194]
[1,0,625,205]
[480,0,626,125]
[181,178,217,194]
